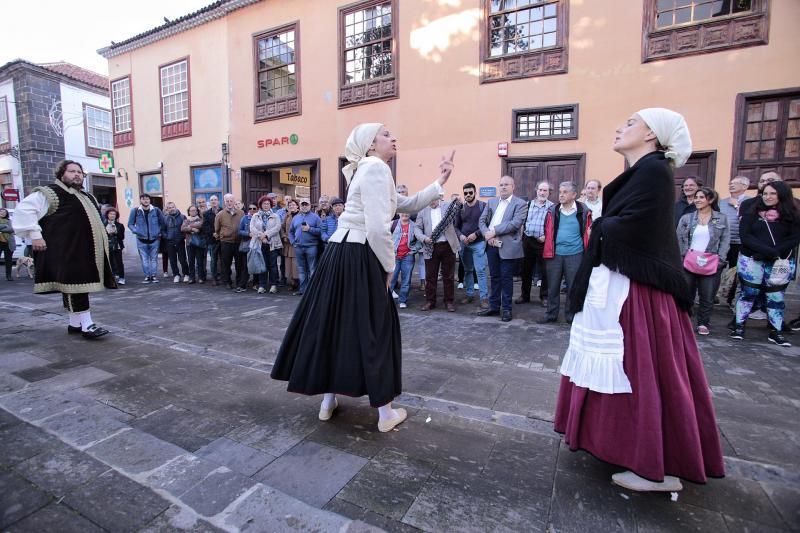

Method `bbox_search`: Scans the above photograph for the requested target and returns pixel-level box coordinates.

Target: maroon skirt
[554,281,725,483]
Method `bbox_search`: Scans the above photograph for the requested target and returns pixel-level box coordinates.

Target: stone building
[0,60,112,208]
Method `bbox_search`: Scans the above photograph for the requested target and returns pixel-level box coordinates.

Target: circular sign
[290,134,299,145]
[1,189,20,201]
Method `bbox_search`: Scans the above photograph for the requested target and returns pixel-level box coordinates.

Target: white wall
[60,83,111,176]
[0,79,22,197]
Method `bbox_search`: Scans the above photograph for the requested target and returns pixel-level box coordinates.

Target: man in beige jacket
[214,193,244,290]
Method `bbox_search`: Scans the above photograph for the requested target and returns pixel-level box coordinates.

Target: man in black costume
[14,160,116,339]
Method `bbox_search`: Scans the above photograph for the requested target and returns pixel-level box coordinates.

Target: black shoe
[768,330,791,347]
[293,291,304,296]
[81,324,109,339]
[537,317,557,324]
[235,287,246,293]
[729,324,745,340]
[789,318,800,332]
[514,297,529,305]
[6,276,13,281]
[226,283,234,290]
[501,311,512,322]
[67,325,82,334]
[477,308,500,317]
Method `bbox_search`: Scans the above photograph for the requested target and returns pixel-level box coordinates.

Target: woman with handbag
[0,207,16,281]
[555,108,724,492]
[182,205,206,284]
[250,195,282,294]
[730,181,800,346]
[677,187,729,335]
[281,199,300,292]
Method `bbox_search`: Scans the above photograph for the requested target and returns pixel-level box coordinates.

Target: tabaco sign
[278,166,311,186]
[257,133,299,148]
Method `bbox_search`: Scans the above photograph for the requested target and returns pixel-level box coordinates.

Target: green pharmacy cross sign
[98,152,114,174]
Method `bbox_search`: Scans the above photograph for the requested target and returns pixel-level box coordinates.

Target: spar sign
[257,134,299,148]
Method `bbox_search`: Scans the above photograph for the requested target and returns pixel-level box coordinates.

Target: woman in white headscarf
[554,109,725,491]
[271,123,454,432]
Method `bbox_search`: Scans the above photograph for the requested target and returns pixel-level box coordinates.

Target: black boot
[729,323,745,340]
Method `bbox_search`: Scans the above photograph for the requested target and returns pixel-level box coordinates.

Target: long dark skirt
[271,240,401,407]
[554,281,725,484]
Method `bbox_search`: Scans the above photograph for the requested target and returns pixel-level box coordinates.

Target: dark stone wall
[12,70,65,194]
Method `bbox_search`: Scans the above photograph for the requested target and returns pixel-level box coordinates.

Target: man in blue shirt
[289,198,322,295]
[322,197,344,244]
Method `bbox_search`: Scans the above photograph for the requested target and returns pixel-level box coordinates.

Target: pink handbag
[683,250,719,276]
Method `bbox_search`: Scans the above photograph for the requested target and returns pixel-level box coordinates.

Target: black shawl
[569,151,691,313]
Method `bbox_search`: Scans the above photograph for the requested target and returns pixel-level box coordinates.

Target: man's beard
[61,178,82,189]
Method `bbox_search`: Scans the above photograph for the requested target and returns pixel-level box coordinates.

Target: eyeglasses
[463,191,475,196]
[248,207,258,211]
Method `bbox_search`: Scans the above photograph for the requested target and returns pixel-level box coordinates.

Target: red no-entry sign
[1,188,19,201]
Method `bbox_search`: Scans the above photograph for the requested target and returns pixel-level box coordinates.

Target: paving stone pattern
[0,257,798,531]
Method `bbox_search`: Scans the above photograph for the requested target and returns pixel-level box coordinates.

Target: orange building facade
[99,0,800,219]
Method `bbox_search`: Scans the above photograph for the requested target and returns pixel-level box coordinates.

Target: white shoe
[392,291,399,299]
[118,278,126,285]
[257,287,266,294]
[457,282,464,289]
[378,408,408,432]
[749,310,767,320]
[173,275,181,283]
[183,275,190,283]
[399,302,407,309]
[611,471,683,492]
[474,283,479,290]
[269,285,277,294]
[163,272,170,278]
[318,398,338,421]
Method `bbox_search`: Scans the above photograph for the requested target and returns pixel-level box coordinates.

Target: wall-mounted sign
[142,173,163,195]
[1,188,20,201]
[98,152,114,173]
[479,187,496,198]
[497,143,508,157]
[257,133,299,148]
[278,166,311,186]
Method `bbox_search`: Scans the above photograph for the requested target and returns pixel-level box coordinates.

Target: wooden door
[243,169,272,206]
[503,154,585,201]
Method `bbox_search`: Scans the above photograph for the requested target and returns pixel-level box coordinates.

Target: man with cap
[322,197,345,244]
[289,198,322,295]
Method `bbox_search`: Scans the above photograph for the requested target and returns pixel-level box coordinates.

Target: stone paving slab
[5,502,107,533]
[2,270,799,532]
[86,428,186,475]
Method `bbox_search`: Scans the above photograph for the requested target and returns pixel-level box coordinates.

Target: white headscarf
[341,123,384,185]
[636,108,692,168]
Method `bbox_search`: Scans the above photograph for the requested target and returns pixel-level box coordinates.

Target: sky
[3,0,213,75]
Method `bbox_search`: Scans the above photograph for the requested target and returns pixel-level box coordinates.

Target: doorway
[673,151,717,199]
[242,159,320,207]
[502,154,586,202]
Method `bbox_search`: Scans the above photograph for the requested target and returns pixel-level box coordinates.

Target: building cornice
[97,0,262,59]
[0,60,109,96]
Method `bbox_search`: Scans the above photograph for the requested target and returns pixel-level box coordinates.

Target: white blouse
[690,223,711,252]
[329,156,442,273]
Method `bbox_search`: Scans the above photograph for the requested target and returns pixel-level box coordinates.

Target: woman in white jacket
[271,123,454,432]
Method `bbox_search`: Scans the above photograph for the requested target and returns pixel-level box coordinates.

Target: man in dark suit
[478,176,528,321]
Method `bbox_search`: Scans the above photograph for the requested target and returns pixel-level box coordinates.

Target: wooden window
[254,23,301,122]
[110,76,134,147]
[642,0,769,62]
[83,104,112,157]
[732,89,800,187]
[480,0,569,84]
[0,97,9,152]
[338,0,398,108]
[159,57,192,140]
[512,105,578,142]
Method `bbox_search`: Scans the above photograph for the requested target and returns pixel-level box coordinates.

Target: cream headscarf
[636,108,692,168]
[341,123,384,185]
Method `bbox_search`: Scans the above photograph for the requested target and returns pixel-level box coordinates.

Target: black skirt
[270,239,401,407]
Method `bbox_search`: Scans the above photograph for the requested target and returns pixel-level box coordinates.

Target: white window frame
[111,78,132,133]
[160,60,189,125]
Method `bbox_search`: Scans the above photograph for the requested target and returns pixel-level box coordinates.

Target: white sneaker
[183,275,190,283]
[163,272,170,278]
[173,275,181,283]
[457,282,464,289]
[269,285,277,294]
[257,287,266,294]
[118,278,126,285]
[392,291,399,299]
[474,283,479,290]
[399,302,407,309]
[749,310,767,320]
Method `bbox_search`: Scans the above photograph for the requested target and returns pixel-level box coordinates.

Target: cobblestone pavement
[1,256,799,532]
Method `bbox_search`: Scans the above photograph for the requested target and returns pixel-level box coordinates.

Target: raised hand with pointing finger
[437,150,456,187]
